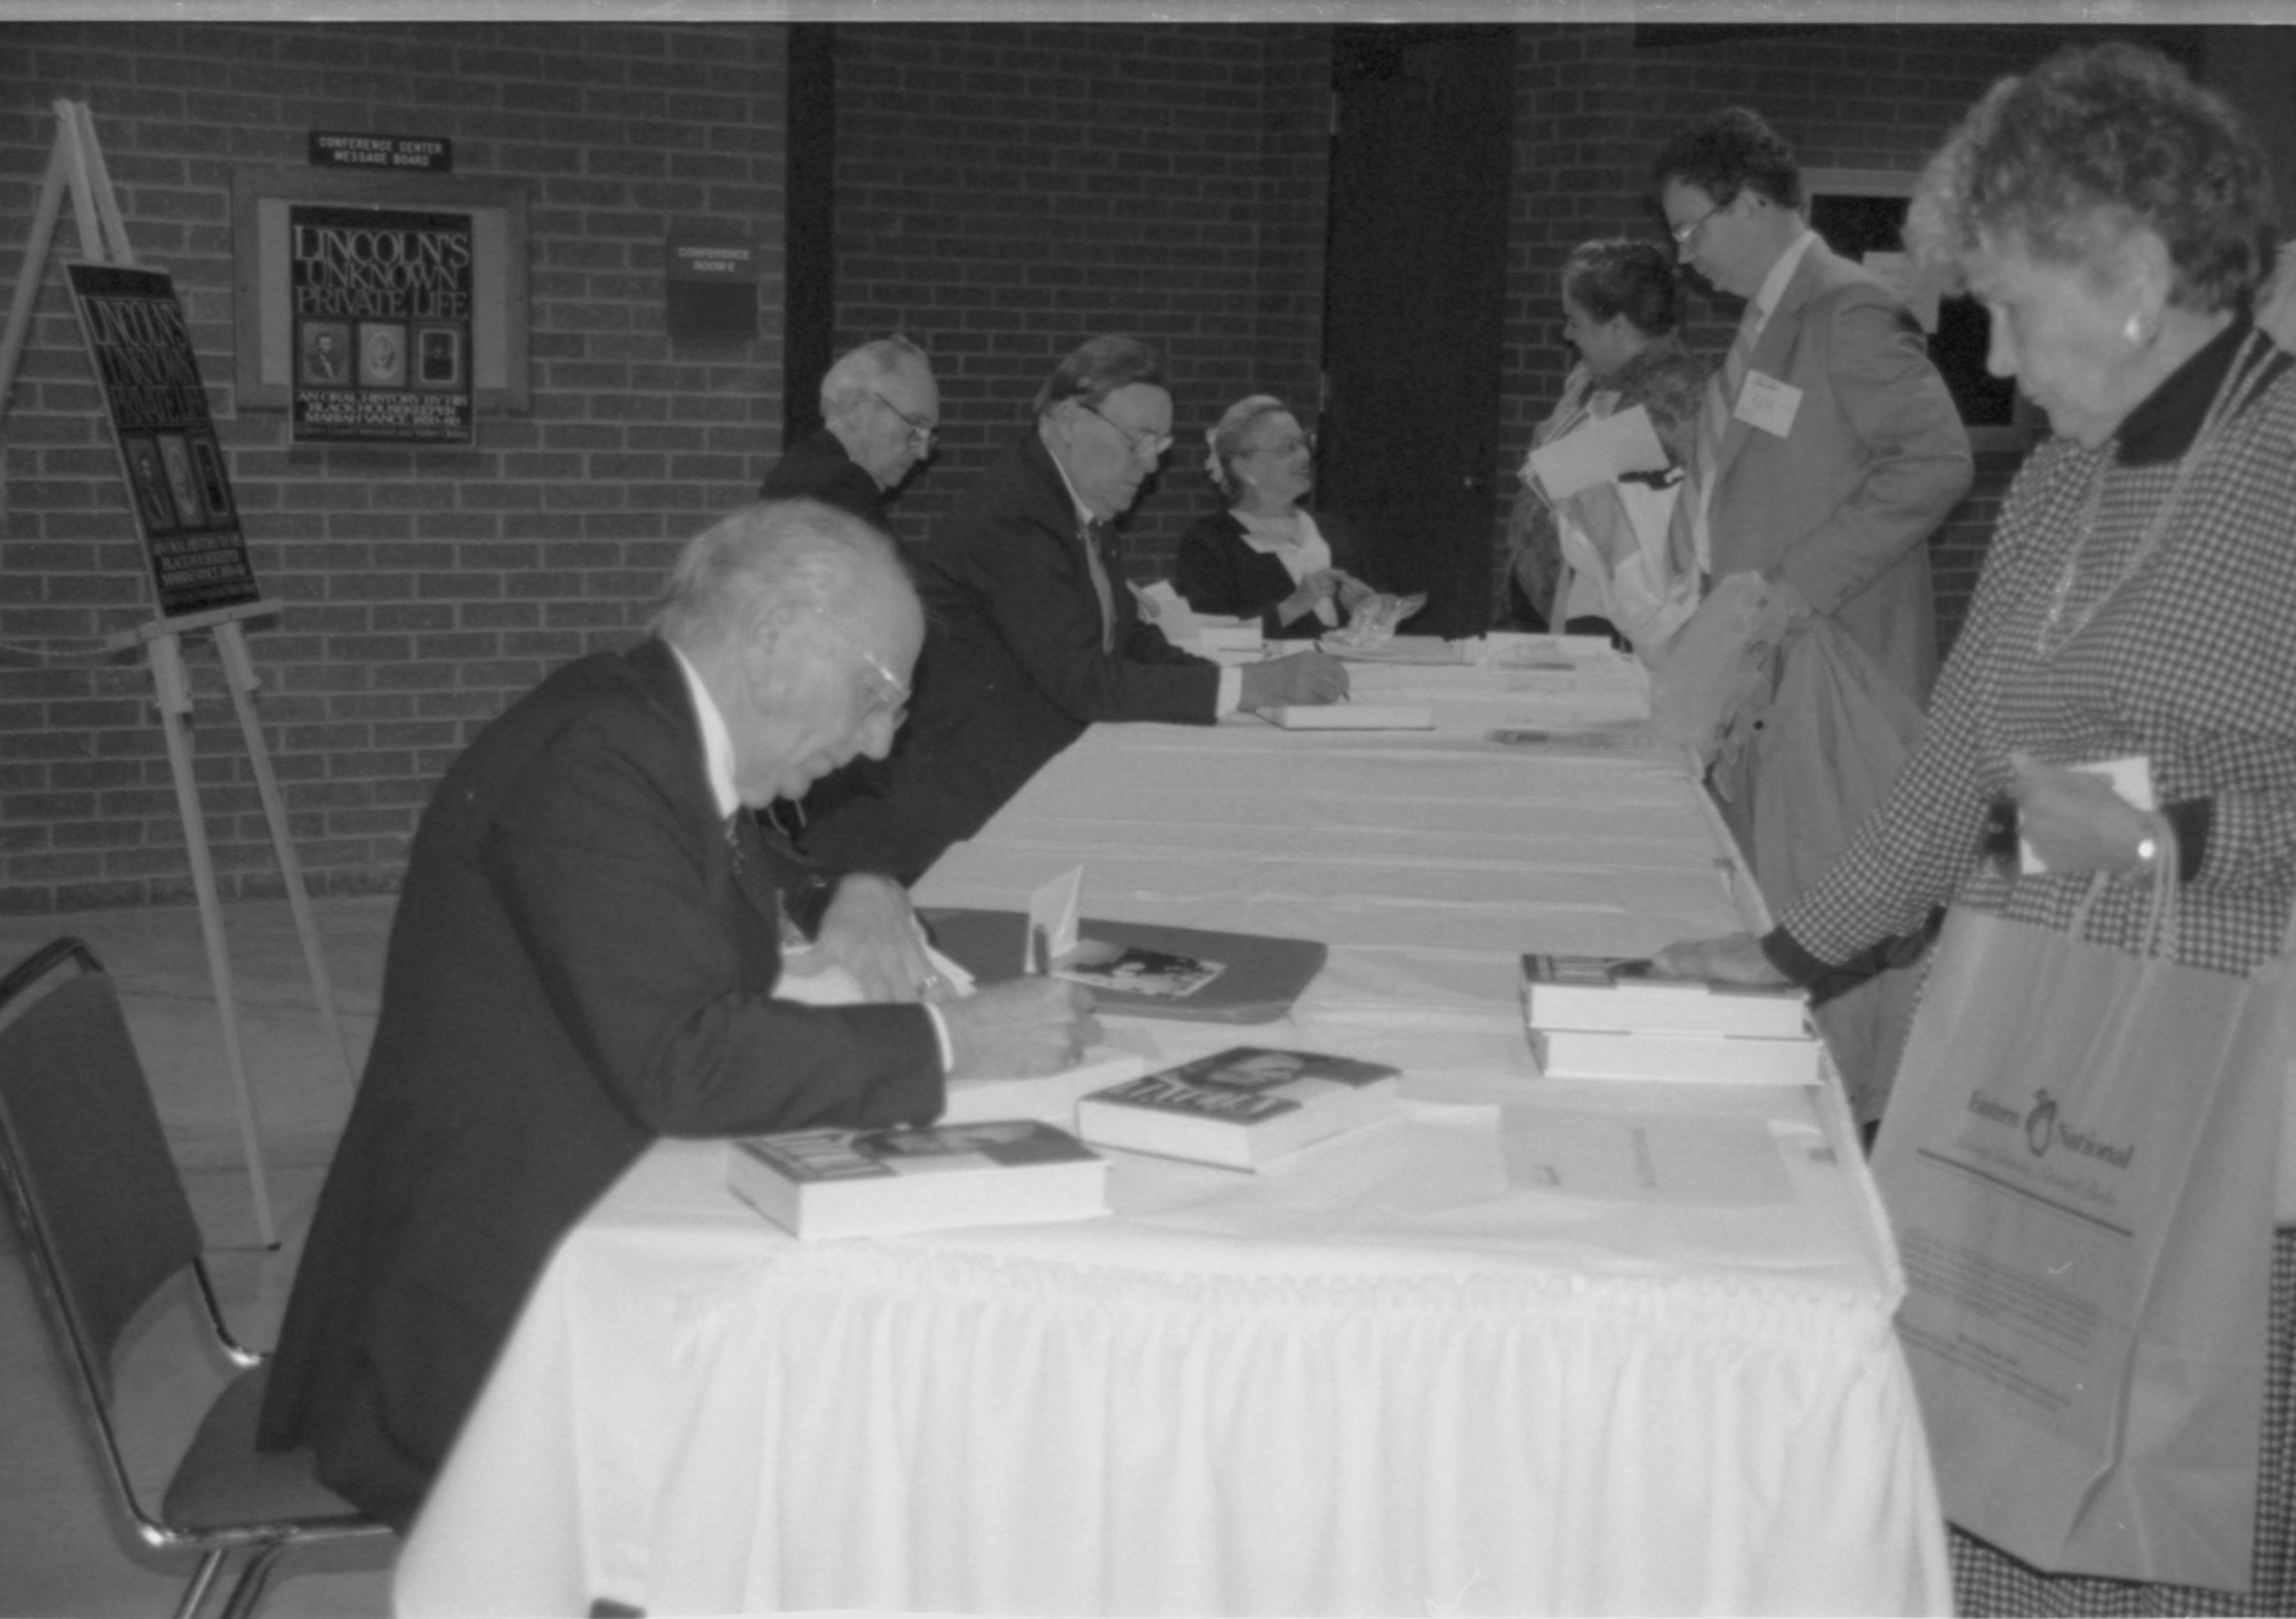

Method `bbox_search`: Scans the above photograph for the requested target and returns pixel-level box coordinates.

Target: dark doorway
[1318,27,1515,638]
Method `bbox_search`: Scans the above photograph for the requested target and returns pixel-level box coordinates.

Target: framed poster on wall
[230,166,529,434]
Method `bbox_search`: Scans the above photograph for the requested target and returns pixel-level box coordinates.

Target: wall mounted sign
[665,226,760,339]
[65,262,261,618]
[231,166,529,421]
[286,202,475,444]
[308,131,453,173]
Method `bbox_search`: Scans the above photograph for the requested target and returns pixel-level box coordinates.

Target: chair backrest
[0,938,205,1407]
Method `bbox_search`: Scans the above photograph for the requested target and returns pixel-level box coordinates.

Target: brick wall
[1,21,787,913]
[2,21,2274,914]
[829,23,1332,581]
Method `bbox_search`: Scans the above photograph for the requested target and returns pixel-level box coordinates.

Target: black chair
[0,938,390,1619]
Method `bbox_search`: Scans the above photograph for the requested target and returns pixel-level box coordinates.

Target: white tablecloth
[394,645,1949,1617]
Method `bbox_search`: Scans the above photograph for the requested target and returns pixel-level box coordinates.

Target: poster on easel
[287,203,475,445]
[64,261,263,620]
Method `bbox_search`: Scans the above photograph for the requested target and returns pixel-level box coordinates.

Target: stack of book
[1075,1045,1401,1170]
[1518,952,1818,1085]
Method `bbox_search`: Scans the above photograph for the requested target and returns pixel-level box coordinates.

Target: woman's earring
[2124,313,2154,348]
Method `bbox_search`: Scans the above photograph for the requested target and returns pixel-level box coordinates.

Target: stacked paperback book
[1519,952,1819,1085]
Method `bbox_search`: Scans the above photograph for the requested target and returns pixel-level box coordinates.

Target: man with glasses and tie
[258,499,1098,1528]
[801,335,1349,885]
[1654,108,1970,724]
[1651,108,1972,1122]
[760,335,941,530]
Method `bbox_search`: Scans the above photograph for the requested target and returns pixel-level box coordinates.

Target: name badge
[1734,372,1802,438]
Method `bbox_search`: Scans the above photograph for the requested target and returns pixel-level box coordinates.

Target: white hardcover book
[1519,951,1809,1039]
[1256,703,1434,731]
[1075,1046,1400,1170]
[727,1120,1109,1240]
[1526,1025,1820,1086]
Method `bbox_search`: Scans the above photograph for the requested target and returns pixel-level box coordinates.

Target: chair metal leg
[172,1548,228,1619]
[214,1542,288,1619]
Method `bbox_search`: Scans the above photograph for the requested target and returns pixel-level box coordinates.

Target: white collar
[1043,423,1098,531]
[1746,228,1818,339]
[668,642,741,820]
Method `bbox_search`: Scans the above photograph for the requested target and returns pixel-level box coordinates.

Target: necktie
[1081,519,1116,652]
[1670,305,1760,581]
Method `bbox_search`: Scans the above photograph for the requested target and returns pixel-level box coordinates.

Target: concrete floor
[0,898,401,1619]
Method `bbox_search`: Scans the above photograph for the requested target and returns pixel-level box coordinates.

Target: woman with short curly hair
[1660,41,2296,1613]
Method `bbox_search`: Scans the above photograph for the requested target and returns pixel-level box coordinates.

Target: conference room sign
[288,203,476,445]
[65,262,263,620]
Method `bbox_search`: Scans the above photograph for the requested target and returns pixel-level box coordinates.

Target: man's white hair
[651,498,910,654]
[819,335,930,420]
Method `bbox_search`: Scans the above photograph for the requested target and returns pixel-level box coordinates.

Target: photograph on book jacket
[1056,939,1226,999]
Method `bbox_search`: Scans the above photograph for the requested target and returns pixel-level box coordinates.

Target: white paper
[2019,754,2156,875]
[1526,404,1669,501]
[1027,866,1083,968]
[1500,1104,1793,1206]
[775,940,975,1006]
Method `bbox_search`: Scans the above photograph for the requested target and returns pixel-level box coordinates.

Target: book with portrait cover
[1074,1046,1400,1170]
[1519,952,1809,1039]
[727,1120,1108,1239]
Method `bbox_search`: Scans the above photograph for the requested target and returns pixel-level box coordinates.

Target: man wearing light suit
[1652,110,1972,1123]
[1655,108,1973,710]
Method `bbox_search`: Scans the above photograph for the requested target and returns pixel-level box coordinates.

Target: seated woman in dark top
[1174,395,1378,640]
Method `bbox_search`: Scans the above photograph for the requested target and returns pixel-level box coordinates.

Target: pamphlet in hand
[1075,1045,1401,1169]
[726,1120,1109,1239]
[1526,404,1668,501]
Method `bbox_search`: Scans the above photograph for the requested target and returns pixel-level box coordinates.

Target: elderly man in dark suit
[759,336,940,530]
[800,335,1349,884]
[256,499,1096,1530]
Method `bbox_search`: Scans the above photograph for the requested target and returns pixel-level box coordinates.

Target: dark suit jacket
[760,428,890,530]
[801,431,1218,882]
[1173,507,1369,640]
[256,638,942,1530]
[1706,239,1973,703]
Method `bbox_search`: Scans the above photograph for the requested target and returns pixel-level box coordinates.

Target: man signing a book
[256,499,1098,1531]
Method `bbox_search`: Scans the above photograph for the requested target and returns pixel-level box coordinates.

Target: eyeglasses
[1247,430,1316,458]
[1079,402,1174,463]
[1668,200,1723,249]
[797,604,910,726]
[869,391,937,448]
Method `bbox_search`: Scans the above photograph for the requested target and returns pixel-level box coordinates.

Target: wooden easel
[3,103,360,1247]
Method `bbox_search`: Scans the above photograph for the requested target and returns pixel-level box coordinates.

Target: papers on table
[1501,1104,1795,1206]
[1256,703,1434,730]
[1526,404,1669,501]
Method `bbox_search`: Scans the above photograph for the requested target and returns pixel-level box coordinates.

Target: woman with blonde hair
[1175,395,1379,640]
